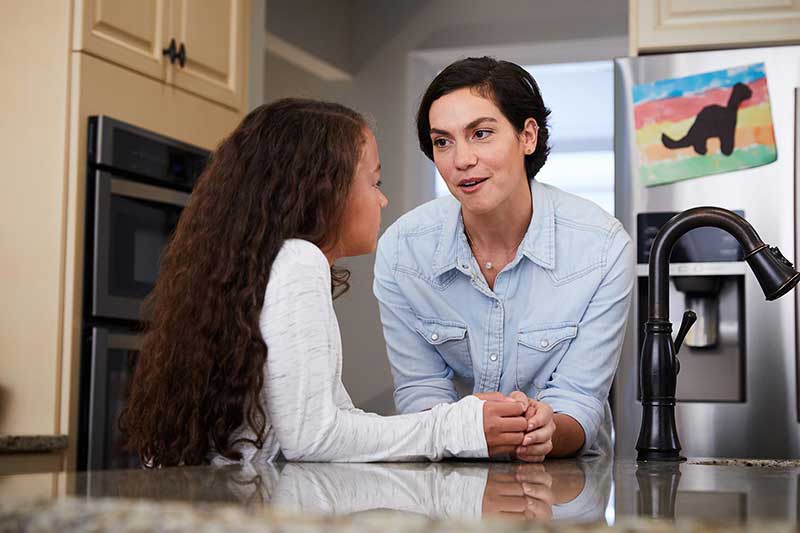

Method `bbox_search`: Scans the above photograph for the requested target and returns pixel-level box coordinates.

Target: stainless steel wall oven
[78,116,209,470]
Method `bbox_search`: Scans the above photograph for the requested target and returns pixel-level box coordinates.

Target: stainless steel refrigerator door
[614,45,800,459]
[796,87,800,423]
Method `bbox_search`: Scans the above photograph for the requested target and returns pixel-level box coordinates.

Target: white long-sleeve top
[210,239,488,464]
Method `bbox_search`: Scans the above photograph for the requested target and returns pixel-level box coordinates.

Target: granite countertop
[0,434,68,453]
[2,458,800,531]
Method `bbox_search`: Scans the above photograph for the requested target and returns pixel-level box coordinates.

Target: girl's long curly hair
[119,99,368,467]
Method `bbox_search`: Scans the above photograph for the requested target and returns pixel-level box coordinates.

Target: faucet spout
[637,207,800,462]
[648,207,798,320]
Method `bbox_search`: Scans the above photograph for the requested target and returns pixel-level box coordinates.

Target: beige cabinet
[1,0,247,468]
[169,0,248,110]
[74,0,170,80]
[631,0,800,55]
[75,0,247,110]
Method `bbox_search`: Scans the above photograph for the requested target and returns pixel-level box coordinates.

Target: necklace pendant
[484,262,493,270]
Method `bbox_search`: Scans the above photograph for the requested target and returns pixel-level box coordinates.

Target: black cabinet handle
[177,43,186,68]
[162,38,178,64]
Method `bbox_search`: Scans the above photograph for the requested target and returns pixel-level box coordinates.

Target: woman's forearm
[549,414,585,458]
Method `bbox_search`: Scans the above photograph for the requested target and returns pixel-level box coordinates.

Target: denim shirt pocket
[516,322,578,391]
[414,316,473,378]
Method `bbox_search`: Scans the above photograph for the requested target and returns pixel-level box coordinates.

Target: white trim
[405,53,440,210]
[265,32,352,82]
[409,36,629,70]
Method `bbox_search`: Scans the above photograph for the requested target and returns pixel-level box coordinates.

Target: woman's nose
[379,191,389,208]
[453,142,477,170]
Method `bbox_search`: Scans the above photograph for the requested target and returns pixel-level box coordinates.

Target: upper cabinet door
[74,0,170,80]
[168,0,248,110]
[632,0,800,54]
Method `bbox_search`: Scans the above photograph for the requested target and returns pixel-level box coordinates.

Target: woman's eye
[474,129,492,140]
[433,138,449,148]
[375,180,383,188]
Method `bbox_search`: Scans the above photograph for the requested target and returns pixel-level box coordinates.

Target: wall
[260,0,628,414]
[266,0,355,75]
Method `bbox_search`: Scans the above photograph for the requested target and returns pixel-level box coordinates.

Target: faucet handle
[674,310,697,354]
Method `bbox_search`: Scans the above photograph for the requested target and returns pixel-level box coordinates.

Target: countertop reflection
[74,459,610,523]
[3,457,800,531]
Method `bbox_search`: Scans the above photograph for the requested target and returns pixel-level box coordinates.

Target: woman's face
[338,128,388,257]
[428,87,537,215]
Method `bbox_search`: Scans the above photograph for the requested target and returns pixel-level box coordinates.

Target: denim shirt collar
[431,180,556,278]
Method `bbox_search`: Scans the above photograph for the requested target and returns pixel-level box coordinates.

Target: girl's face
[428,87,538,215]
[337,128,388,258]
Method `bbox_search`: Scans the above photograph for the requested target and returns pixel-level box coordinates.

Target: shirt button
[489,353,498,361]
[431,333,439,341]
[540,339,550,348]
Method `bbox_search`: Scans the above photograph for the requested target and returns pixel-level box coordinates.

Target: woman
[119,99,531,467]
[373,58,635,460]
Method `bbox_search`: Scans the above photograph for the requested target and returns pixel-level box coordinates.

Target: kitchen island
[1,457,798,531]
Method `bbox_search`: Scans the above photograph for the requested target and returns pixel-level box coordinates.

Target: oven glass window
[108,194,182,299]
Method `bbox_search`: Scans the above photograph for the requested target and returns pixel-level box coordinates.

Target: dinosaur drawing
[661,82,753,156]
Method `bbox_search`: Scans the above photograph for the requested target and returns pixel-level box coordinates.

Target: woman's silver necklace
[464,227,526,271]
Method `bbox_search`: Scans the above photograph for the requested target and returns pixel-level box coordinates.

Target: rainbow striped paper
[633,63,777,187]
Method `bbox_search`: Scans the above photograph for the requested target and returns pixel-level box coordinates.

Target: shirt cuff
[536,388,602,456]
[432,395,488,459]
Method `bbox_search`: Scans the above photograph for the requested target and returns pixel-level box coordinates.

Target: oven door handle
[109,176,190,207]
[107,332,141,352]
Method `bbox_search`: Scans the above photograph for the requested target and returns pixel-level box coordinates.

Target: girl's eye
[474,129,492,140]
[433,138,449,148]
[375,180,383,188]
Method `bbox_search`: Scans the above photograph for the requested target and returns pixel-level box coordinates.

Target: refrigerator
[613,45,800,459]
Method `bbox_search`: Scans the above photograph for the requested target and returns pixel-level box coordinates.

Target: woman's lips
[458,177,489,194]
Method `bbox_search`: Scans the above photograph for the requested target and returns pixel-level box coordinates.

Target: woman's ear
[521,118,538,155]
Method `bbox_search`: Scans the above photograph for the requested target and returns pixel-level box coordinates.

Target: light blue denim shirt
[373,180,634,455]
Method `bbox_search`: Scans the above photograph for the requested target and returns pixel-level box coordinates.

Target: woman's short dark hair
[416,57,551,181]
